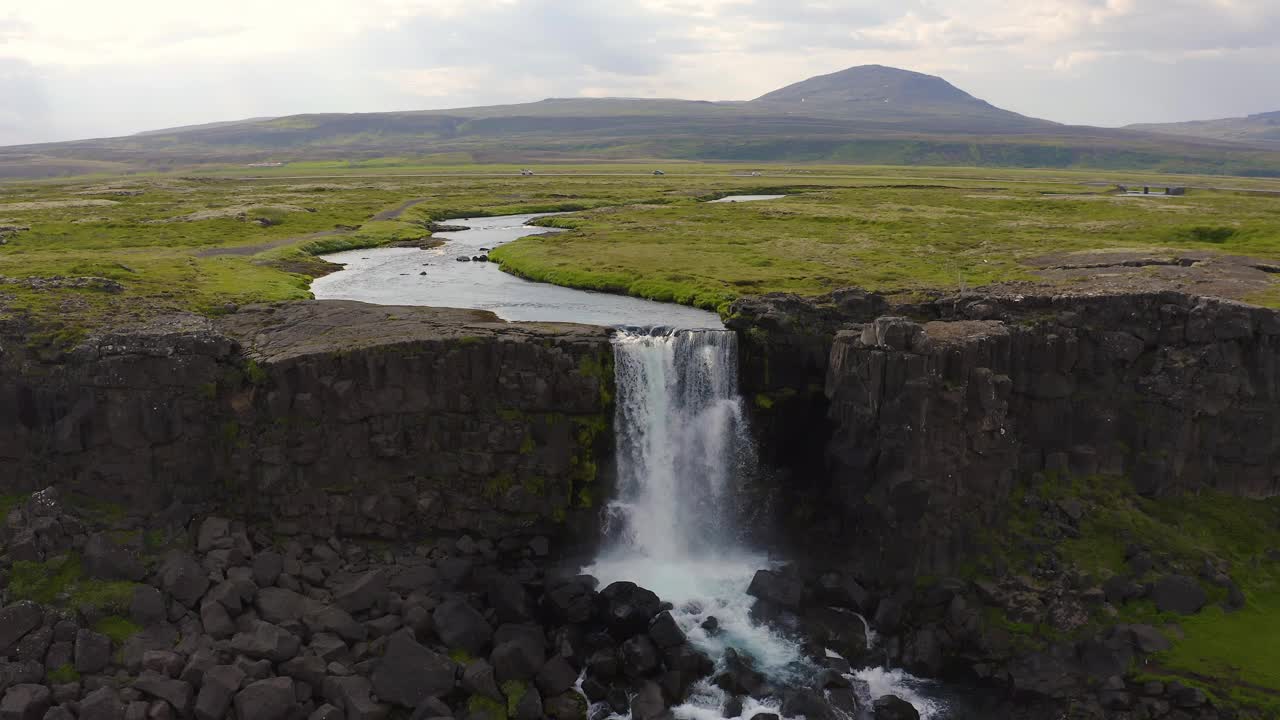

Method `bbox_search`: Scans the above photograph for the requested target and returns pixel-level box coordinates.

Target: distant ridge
[2,64,1278,178]
[1128,110,1280,149]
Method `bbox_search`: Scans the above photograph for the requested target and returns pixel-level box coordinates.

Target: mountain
[2,65,1278,178]
[1128,111,1280,150]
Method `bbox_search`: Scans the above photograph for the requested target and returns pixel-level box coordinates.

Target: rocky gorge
[1,289,1278,720]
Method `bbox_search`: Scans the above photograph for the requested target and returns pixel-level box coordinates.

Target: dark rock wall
[733,290,1280,577]
[0,302,615,541]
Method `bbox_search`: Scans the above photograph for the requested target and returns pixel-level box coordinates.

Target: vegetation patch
[8,554,137,613]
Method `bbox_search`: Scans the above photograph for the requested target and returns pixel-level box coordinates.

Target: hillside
[2,65,1279,178]
[1129,111,1280,150]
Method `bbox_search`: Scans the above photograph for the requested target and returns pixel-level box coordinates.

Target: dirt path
[195,197,429,258]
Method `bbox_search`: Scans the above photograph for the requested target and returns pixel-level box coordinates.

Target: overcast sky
[2,0,1279,146]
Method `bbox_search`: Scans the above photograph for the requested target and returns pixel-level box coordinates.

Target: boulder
[408,697,451,720]
[647,612,686,649]
[371,630,457,708]
[542,578,596,625]
[74,629,112,674]
[14,628,50,664]
[305,605,366,643]
[133,672,191,713]
[230,622,301,663]
[194,665,245,720]
[620,635,659,678]
[487,576,532,624]
[233,678,295,720]
[1151,575,1207,615]
[746,570,803,610]
[780,690,839,720]
[0,684,50,720]
[157,552,210,608]
[280,655,327,690]
[322,676,385,720]
[630,681,668,720]
[200,601,236,640]
[432,599,492,656]
[334,571,388,614]
[461,660,503,703]
[713,649,766,698]
[512,685,542,720]
[491,635,545,684]
[0,603,43,652]
[599,582,662,637]
[83,533,146,582]
[535,656,578,698]
[252,552,284,588]
[815,572,872,613]
[256,588,311,625]
[543,692,587,720]
[872,695,920,720]
[77,687,125,720]
[129,586,167,628]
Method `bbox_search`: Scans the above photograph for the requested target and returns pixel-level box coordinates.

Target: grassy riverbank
[2,163,1280,345]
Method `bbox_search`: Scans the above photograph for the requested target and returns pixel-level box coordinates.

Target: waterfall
[588,327,947,720]
[603,328,752,560]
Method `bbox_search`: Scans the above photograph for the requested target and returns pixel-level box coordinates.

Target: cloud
[0,0,1279,143]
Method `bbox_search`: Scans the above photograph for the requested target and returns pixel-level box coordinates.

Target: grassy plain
[2,163,1279,346]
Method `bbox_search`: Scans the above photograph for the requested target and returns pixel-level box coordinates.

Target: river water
[311,213,722,329]
[312,213,951,719]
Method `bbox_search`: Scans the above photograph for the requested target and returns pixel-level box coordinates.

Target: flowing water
[588,329,951,720]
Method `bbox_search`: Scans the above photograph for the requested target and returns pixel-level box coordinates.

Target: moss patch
[9,554,136,612]
[93,616,143,645]
[47,664,80,684]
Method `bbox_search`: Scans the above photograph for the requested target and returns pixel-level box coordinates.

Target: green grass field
[2,163,1279,345]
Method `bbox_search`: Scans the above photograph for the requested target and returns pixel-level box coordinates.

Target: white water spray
[589,328,945,719]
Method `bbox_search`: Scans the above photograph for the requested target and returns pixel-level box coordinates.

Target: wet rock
[371,630,457,708]
[600,582,662,637]
[544,692,588,720]
[699,617,719,635]
[713,649,766,698]
[535,656,578,698]
[630,680,668,720]
[780,690,839,720]
[621,635,660,678]
[433,599,492,656]
[233,678,295,720]
[746,570,802,609]
[1151,575,1207,615]
[872,695,920,720]
[647,612,685,649]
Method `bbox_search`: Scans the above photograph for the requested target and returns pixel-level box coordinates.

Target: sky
[2,0,1279,146]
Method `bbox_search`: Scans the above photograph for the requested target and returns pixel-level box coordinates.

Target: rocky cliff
[0,301,615,541]
[731,290,1280,576]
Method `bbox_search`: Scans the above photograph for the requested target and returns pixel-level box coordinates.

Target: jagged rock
[309,633,349,663]
[873,597,904,633]
[542,578,596,625]
[310,705,343,720]
[157,552,210,608]
[1125,625,1172,654]
[305,605,366,643]
[371,630,457,708]
[0,603,45,652]
[873,695,920,720]
[256,588,310,625]
[83,533,146,582]
[662,644,714,679]
[647,612,685,649]
[408,697,451,720]
[1151,575,1207,615]
[487,576,532,624]
[461,660,503,703]
[620,635,659,678]
[233,678,295,720]
[130,586,166,627]
[746,570,802,609]
[599,582,662,636]
[230,622,301,663]
[491,634,545,684]
[812,669,850,690]
[74,630,111,674]
[630,681,668,720]
[781,690,839,720]
[280,655,327,690]
[200,601,236,639]
[432,599,492,656]
[700,617,719,635]
[713,649,766,698]
[335,571,388,614]
[78,687,125,720]
[194,665,245,720]
[815,572,872,613]
[14,628,50,664]
[513,685,542,720]
[133,672,191,713]
[534,656,577,698]
[543,692,587,720]
[586,647,619,679]
[323,676,385,720]
[0,684,51,720]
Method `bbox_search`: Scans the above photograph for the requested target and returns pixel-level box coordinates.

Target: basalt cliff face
[0,301,614,541]
[731,290,1280,576]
